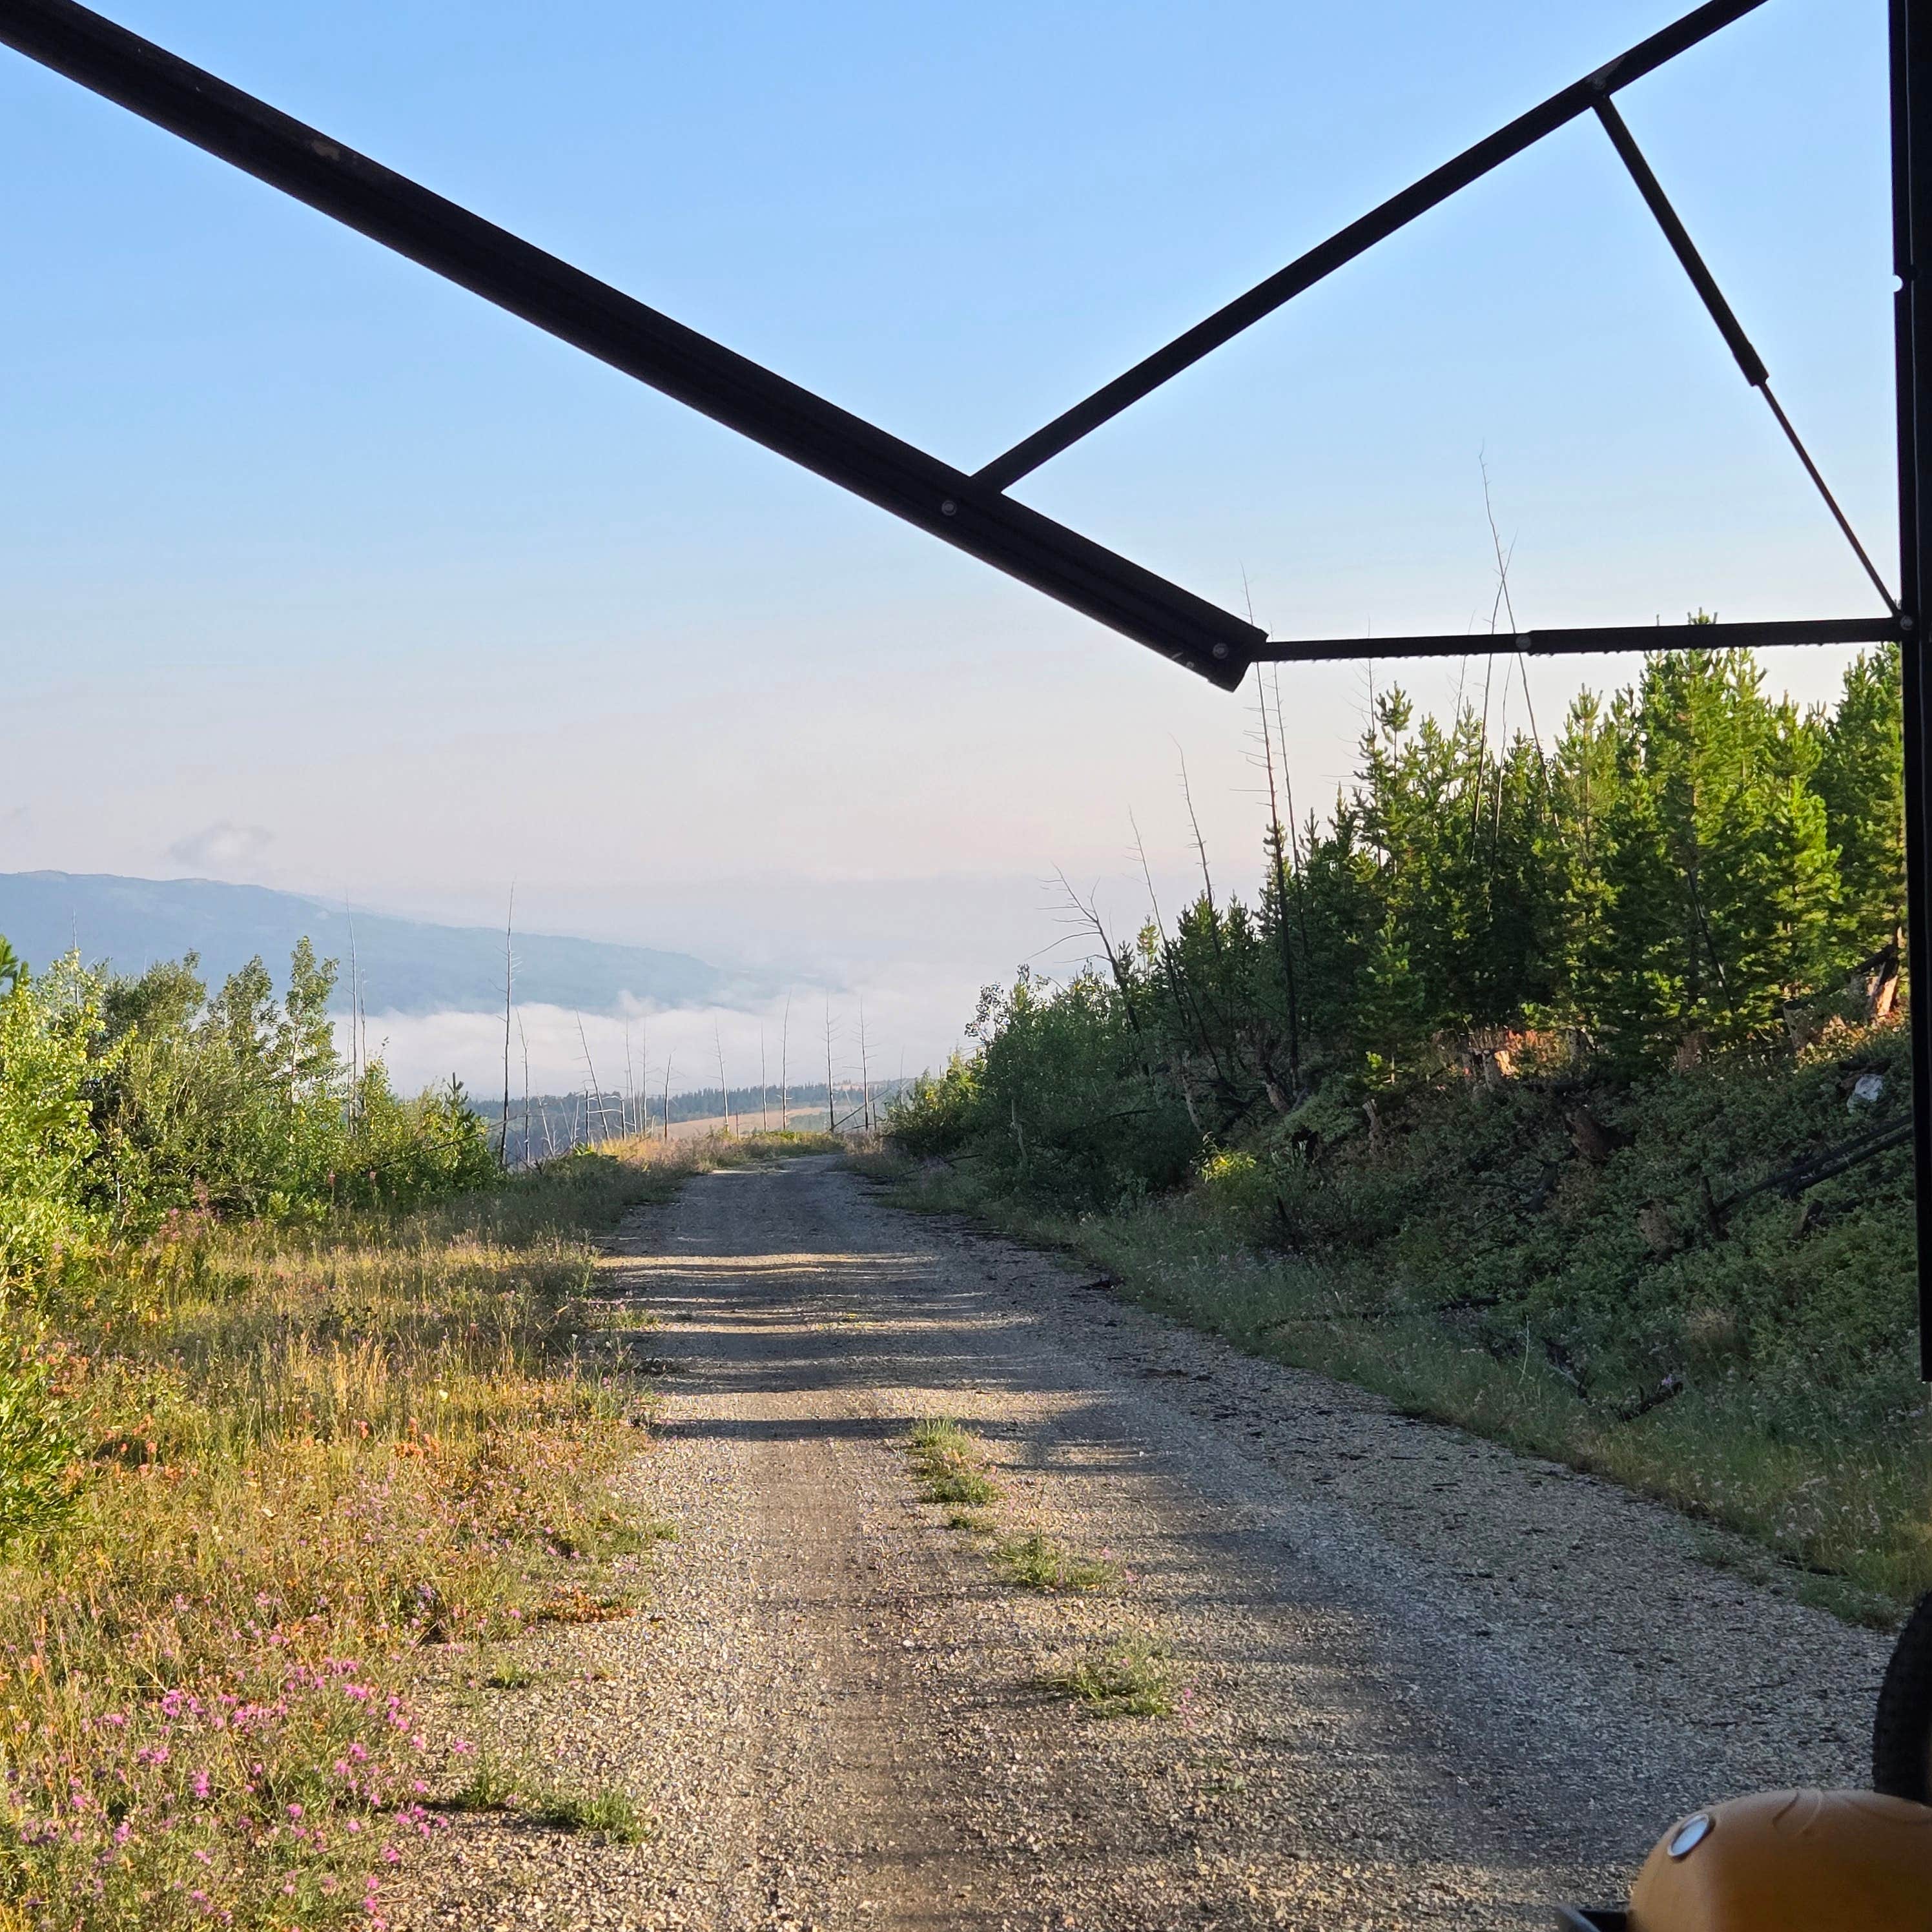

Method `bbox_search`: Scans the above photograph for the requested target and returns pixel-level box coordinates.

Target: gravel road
[395,1154,1893,1931]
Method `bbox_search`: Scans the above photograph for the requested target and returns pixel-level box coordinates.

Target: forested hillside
[887,641,1926,1606]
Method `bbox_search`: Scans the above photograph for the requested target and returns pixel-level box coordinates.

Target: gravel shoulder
[393,1154,1891,1931]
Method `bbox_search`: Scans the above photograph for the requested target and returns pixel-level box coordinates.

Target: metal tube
[1592,96,1768,388]
[975,0,1772,491]
[1893,0,1932,1380]
[1253,617,1900,664]
[1757,385,1900,615]
[1592,96,1897,613]
[0,0,1262,686]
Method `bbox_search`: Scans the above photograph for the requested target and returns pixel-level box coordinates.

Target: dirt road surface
[397,1155,1891,1931]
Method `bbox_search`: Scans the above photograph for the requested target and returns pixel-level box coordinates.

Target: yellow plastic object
[1628,1788,1932,1932]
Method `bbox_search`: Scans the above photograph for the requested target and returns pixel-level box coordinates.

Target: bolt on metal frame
[1,0,1927,1360]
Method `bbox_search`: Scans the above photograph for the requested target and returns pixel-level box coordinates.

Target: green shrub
[0,956,111,1286]
[0,1344,81,1541]
[886,1056,980,1158]
[0,936,504,1261]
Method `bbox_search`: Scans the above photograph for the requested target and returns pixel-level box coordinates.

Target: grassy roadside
[856,1147,1926,1629]
[0,1131,813,1932]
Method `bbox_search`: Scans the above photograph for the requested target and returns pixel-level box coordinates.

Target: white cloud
[167,821,274,872]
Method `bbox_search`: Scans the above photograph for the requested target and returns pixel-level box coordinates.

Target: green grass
[1042,1638,1176,1718]
[995,1532,1117,1593]
[922,1466,998,1505]
[530,1783,652,1844]
[481,1659,540,1690]
[908,1417,1000,1507]
[446,1757,652,1845]
[601,1517,679,1556]
[445,1755,524,1812]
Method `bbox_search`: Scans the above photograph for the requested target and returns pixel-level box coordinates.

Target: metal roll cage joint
[1,0,1928,1364]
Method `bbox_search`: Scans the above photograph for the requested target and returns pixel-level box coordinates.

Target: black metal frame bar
[0,0,1926,1359]
[976,0,1772,491]
[1592,93,1900,611]
[1256,618,1900,664]
[1893,0,1932,1375]
[0,0,1888,672]
[0,0,1263,690]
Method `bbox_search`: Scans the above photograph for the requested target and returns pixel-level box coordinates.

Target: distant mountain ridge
[0,872,757,1018]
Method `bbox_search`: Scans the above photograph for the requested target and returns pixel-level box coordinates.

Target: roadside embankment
[861,1020,1926,1624]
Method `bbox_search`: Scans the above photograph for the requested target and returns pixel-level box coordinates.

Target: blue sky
[0,0,1900,1087]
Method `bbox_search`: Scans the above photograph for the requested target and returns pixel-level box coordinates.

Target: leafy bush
[331,1068,498,1212]
[0,956,112,1286]
[961,967,1198,1208]
[1195,1149,1280,1236]
[885,1056,979,1158]
[0,1343,81,1541]
[0,938,503,1290]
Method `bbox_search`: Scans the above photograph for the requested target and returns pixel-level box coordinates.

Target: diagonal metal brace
[976,0,1773,491]
[1590,95,1899,613]
[0,0,1264,688]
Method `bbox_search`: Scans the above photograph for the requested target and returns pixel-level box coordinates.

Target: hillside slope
[0,871,763,1015]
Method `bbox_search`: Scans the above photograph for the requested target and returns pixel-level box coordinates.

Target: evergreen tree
[1816,644,1906,951]
[899,635,1912,1203]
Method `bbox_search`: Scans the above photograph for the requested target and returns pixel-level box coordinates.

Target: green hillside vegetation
[0,940,497,1285]
[883,640,1929,1613]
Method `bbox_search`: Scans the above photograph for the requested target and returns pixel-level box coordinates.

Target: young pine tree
[1815,643,1906,956]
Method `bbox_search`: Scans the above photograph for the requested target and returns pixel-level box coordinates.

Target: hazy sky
[0,0,1899,1091]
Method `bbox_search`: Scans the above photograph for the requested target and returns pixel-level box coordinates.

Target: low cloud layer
[347,967,987,1109]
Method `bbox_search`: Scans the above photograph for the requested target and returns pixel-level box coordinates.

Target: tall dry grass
[0,1132,789,1931]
